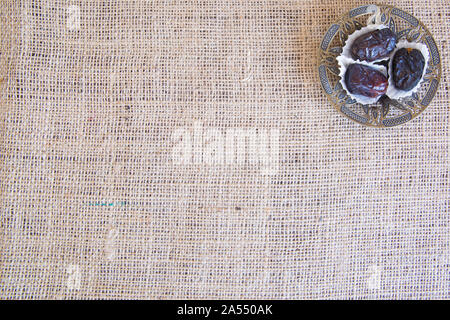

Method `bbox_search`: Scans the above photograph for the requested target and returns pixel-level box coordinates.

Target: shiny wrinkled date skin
[350,28,397,62]
[392,48,425,91]
[345,63,388,98]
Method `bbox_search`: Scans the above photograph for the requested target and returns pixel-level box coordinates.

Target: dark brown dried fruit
[392,48,425,91]
[350,28,397,62]
[345,63,388,98]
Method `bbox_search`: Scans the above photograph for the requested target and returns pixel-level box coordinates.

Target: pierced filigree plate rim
[318,4,442,128]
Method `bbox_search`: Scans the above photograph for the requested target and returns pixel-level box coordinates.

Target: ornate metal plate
[318,4,441,127]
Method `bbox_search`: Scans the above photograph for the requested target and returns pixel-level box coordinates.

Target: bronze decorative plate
[318,4,441,127]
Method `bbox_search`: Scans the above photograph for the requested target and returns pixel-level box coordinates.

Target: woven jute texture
[0,0,449,299]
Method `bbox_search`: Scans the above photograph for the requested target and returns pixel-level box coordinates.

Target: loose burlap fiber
[0,0,449,300]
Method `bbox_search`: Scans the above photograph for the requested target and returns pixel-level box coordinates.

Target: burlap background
[0,0,448,299]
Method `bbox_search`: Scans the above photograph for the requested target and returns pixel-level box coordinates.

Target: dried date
[350,28,397,62]
[392,48,425,91]
[345,63,388,98]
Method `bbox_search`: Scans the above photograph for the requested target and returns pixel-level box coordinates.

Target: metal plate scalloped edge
[318,4,442,127]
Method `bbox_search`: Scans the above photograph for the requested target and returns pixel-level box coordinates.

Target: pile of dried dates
[338,26,428,103]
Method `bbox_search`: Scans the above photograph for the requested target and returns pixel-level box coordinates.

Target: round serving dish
[318,4,441,127]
